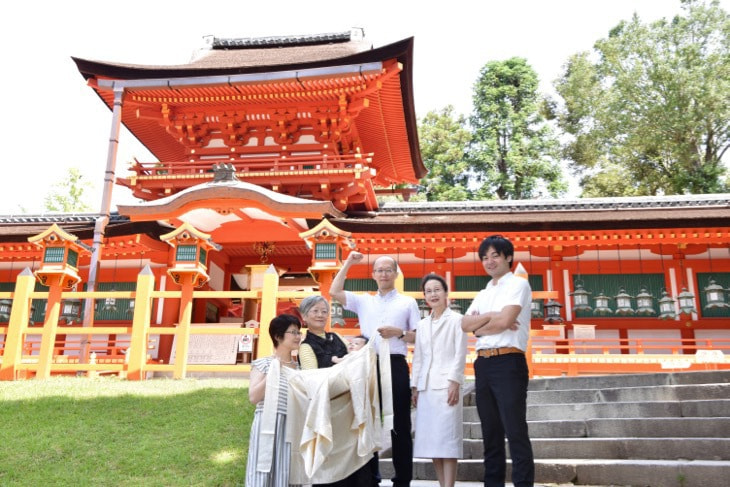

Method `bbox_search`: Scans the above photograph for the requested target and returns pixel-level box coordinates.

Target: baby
[348,335,368,352]
[332,335,369,363]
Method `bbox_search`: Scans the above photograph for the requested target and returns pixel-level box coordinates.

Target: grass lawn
[0,376,254,486]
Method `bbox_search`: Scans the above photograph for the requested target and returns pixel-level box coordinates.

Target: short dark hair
[269,314,301,348]
[421,273,449,293]
[478,234,515,268]
[353,335,368,343]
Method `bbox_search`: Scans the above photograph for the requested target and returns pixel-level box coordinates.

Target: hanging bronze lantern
[60,298,82,324]
[102,294,117,312]
[531,299,544,318]
[593,291,612,316]
[635,287,656,316]
[658,290,677,320]
[614,287,635,316]
[703,278,729,309]
[657,244,676,321]
[543,299,563,323]
[570,281,592,312]
[677,287,697,315]
[330,299,346,327]
[0,299,12,321]
[418,299,430,319]
[634,245,655,316]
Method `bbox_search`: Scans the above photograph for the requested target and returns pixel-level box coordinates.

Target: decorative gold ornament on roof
[253,241,276,263]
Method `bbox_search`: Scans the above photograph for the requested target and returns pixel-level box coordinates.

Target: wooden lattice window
[315,243,337,260]
[176,245,197,262]
[67,249,78,268]
[43,247,64,263]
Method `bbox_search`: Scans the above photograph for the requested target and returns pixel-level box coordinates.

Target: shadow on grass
[0,387,254,486]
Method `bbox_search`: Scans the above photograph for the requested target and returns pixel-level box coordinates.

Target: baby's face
[348,337,367,352]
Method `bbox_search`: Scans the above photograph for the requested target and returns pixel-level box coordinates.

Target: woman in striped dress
[245,314,302,487]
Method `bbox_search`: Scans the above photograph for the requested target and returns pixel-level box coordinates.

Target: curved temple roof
[72,35,425,197]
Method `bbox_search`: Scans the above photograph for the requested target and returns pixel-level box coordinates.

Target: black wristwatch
[400,330,406,339]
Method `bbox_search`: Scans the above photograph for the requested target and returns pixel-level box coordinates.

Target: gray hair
[299,295,330,317]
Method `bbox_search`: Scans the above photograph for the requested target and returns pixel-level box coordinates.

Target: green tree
[416,106,473,201]
[44,167,94,212]
[554,0,730,196]
[580,161,645,198]
[469,57,567,200]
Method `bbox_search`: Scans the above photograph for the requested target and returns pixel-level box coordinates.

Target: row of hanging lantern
[61,250,138,323]
[564,244,729,321]
[530,243,729,322]
[526,246,564,322]
[703,246,730,310]
[530,298,563,321]
[0,260,135,325]
[0,296,82,325]
[1,296,131,325]
[581,285,698,319]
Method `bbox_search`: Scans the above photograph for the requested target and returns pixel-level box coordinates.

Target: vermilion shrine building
[0,30,728,378]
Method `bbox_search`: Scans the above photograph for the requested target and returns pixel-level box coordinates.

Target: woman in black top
[298,295,378,487]
[298,295,348,369]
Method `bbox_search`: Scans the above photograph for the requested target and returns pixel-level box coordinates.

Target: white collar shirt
[344,288,421,356]
[465,272,532,351]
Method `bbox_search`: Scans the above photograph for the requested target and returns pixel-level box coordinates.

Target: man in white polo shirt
[330,251,420,487]
[461,235,534,487]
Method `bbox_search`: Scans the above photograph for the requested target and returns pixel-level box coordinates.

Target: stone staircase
[380,370,730,486]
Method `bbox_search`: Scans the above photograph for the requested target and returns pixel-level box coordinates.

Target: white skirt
[413,387,463,459]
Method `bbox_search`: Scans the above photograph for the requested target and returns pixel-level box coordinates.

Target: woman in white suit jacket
[411,273,468,487]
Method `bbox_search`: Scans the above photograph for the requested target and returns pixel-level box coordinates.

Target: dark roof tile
[377,194,730,214]
[210,31,353,49]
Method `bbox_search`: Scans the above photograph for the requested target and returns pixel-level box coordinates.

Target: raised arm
[329,251,364,305]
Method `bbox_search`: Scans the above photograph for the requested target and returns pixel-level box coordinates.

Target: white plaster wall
[627,329,682,354]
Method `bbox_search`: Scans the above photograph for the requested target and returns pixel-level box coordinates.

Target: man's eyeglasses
[285,330,302,336]
[373,268,395,275]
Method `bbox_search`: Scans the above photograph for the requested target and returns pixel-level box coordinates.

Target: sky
[1,0,726,214]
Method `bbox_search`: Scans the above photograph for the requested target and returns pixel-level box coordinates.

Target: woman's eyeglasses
[424,288,445,295]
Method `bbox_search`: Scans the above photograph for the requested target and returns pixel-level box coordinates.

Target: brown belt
[477,347,524,358]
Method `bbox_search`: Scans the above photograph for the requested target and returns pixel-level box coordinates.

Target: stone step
[463,400,688,422]
[461,437,730,461]
[463,417,730,439]
[579,417,730,438]
[427,371,730,486]
[524,399,730,421]
[463,381,730,406]
[526,382,730,404]
[527,370,730,392]
[463,398,730,422]
[379,458,730,485]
